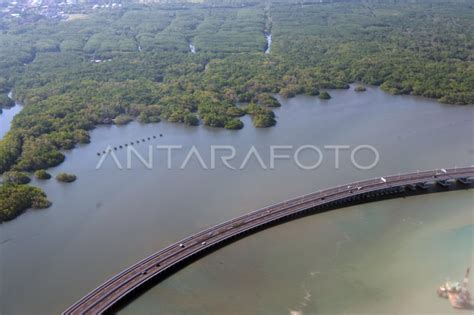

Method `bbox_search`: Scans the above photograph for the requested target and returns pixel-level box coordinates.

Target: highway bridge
[63,167,474,314]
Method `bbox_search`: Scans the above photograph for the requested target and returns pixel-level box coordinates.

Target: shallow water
[121,190,474,315]
[0,86,473,315]
[265,33,272,54]
[0,100,22,139]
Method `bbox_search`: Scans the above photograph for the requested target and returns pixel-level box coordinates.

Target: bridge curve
[63,167,474,314]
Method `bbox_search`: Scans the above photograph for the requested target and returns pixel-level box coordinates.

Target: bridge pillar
[436,180,450,188]
[457,177,471,185]
[416,182,429,190]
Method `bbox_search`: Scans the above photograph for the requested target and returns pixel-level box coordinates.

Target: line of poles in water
[96,134,163,156]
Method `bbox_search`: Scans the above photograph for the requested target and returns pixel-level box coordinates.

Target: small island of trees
[355,85,367,92]
[35,170,52,180]
[56,173,77,183]
[253,113,277,128]
[224,119,244,130]
[319,91,331,100]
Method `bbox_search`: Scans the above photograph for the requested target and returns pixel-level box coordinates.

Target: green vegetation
[2,171,31,184]
[0,94,14,108]
[15,138,66,172]
[224,119,244,130]
[253,114,276,128]
[34,169,52,180]
[0,184,51,222]
[319,91,331,100]
[184,113,200,126]
[255,93,281,107]
[355,85,366,92]
[244,102,277,127]
[0,133,22,174]
[0,0,472,220]
[113,114,134,125]
[56,172,77,183]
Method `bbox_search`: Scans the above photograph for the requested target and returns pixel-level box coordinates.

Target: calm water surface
[122,191,473,315]
[0,86,473,315]
[0,101,22,139]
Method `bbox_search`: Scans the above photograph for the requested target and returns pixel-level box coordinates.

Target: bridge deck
[63,167,474,314]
